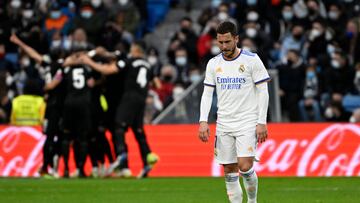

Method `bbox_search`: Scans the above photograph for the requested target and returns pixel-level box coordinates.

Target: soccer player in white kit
[198,21,270,203]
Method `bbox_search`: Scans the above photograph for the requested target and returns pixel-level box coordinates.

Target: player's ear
[234,35,239,44]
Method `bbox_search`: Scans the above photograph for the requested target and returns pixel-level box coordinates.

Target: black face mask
[163,75,172,82]
[181,28,190,34]
[287,60,293,67]
[293,34,302,40]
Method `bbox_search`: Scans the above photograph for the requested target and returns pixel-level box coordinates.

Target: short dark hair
[216,21,237,36]
[133,40,147,53]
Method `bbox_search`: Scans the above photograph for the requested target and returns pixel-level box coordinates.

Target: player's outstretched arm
[10,33,43,64]
[78,54,118,75]
[44,71,62,91]
[87,46,118,60]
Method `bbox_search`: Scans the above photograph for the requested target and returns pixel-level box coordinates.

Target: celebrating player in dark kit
[79,41,159,178]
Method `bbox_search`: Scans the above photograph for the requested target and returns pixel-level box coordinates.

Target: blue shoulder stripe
[254,77,271,85]
[242,50,256,57]
[204,83,216,87]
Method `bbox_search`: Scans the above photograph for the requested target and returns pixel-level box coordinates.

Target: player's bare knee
[223,163,238,174]
[238,162,253,172]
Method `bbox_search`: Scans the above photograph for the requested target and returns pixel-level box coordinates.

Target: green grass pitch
[0,177,359,203]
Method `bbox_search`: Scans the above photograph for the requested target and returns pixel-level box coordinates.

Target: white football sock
[225,172,243,203]
[240,167,258,203]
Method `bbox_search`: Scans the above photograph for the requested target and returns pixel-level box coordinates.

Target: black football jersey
[62,64,93,103]
[40,55,66,107]
[116,57,153,99]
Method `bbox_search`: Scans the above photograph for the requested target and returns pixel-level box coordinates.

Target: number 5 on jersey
[72,68,85,89]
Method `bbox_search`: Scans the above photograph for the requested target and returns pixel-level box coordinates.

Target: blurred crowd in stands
[1,0,360,127]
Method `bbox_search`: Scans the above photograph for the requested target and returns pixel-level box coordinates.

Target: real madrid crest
[239,64,245,73]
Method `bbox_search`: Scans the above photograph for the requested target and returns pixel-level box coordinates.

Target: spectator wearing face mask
[108,0,144,36]
[341,18,360,66]
[197,20,217,64]
[44,3,72,41]
[17,3,42,38]
[69,28,94,53]
[274,3,297,41]
[168,17,198,66]
[326,3,348,39]
[173,47,191,85]
[213,2,237,25]
[279,24,305,62]
[234,0,273,28]
[298,65,323,121]
[305,0,327,22]
[154,64,176,108]
[304,19,330,63]
[323,51,354,100]
[70,2,106,45]
[276,49,306,121]
[199,38,221,71]
[241,21,273,67]
[147,47,162,78]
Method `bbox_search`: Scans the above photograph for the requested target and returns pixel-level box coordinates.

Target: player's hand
[10,34,22,45]
[78,54,91,64]
[256,124,268,143]
[198,121,210,143]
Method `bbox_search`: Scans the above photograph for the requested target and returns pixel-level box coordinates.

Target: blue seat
[147,0,170,32]
[342,94,360,112]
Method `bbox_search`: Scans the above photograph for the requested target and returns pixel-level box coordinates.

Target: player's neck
[223,48,240,60]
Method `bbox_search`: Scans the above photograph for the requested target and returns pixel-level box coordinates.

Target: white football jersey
[204,49,270,132]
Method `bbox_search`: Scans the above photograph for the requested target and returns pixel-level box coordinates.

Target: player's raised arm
[44,69,63,91]
[78,54,119,75]
[10,33,43,64]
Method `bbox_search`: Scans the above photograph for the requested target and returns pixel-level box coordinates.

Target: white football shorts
[214,129,257,164]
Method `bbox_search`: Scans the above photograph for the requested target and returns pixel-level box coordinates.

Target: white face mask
[118,0,129,6]
[327,44,336,55]
[328,11,339,20]
[309,28,321,40]
[10,0,21,9]
[51,40,62,48]
[21,57,30,67]
[91,0,102,8]
[247,0,257,6]
[242,46,251,51]
[282,11,293,21]
[218,12,228,21]
[211,46,221,55]
[50,11,61,19]
[190,73,201,83]
[173,86,184,100]
[81,10,93,19]
[246,28,257,38]
[175,56,187,66]
[22,10,34,19]
[247,11,259,21]
[147,56,158,66]
[331,59,340,69]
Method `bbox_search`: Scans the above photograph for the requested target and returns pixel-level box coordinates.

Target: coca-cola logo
[255,124,360,176]
[0,126,44,177]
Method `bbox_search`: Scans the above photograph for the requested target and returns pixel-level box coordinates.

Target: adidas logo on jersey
[216,67,223,73]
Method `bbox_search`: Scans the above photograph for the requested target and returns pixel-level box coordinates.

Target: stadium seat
[342,94,360,112]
